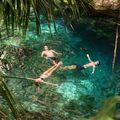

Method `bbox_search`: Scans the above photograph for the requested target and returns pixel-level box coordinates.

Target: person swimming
[63,54,100,74]
[41,45,62,65]
[34,61,63,86]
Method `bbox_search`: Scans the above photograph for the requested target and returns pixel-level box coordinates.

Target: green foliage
[0,77,25,119]
[92,96,120,120]
[0,106,10,120]
[0,0,91,36]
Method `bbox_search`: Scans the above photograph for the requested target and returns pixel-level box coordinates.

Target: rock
[90,0,120,17]
[91,0,119,10]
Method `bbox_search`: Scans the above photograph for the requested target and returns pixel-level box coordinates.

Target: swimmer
[63,54,100,74]
[35,61,63,85]
[41,45,62,65]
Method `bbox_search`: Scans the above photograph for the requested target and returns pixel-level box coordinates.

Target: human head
[44,45,49,50]
[95,61,100,66]
[34,78,42,86]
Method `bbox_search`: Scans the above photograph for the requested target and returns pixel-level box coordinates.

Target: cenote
[0,1,120,120]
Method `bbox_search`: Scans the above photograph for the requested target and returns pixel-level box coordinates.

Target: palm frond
[0,77,24,118]
[92,96,120,120]
[1,0,92,35]
[0,106,10,120]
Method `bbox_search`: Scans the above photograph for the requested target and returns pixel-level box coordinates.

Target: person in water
[35,61,63,85]
[41,45,62,65]
[63,54,100,74]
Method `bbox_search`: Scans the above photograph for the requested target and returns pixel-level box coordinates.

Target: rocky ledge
[91,0,120,17]
[91,0,120,10]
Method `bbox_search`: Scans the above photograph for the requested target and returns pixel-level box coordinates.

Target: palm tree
[0,0,91,36]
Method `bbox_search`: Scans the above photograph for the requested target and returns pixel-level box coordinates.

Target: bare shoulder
[41,51,46,55]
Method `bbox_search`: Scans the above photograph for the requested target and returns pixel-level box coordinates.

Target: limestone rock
[91,0,120,10]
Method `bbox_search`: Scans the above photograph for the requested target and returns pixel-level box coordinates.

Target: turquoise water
[5,17,119,119]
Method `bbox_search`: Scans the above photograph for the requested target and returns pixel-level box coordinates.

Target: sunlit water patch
[57,77,100,101]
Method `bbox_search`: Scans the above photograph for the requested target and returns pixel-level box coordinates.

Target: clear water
[5,17,120,119]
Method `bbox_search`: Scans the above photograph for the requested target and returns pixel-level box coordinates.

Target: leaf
[92,96,120,120]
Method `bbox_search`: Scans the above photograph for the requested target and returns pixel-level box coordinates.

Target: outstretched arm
[51,50,62,55]
[41,51,44,57]
[86,54,92,62]
[41,51,47,59]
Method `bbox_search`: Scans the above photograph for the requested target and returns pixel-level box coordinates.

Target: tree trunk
[112,13,119,71]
